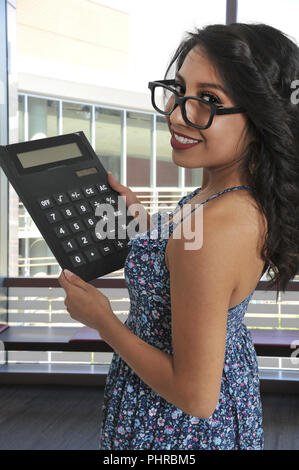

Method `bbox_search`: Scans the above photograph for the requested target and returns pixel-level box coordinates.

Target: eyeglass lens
[153,85,211,127]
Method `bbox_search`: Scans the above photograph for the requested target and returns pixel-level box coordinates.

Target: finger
[63,269,89,291]
[58,271,70,291]
[107,172,128,195]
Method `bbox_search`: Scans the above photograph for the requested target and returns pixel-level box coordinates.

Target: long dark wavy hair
[164,22,299,302]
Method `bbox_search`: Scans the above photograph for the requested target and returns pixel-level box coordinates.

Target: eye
[173,82,185,95]
[200,91,222,105]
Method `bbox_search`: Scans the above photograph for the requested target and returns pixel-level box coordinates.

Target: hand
[58,269,116,334]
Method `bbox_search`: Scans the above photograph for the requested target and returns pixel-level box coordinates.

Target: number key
[69,253,86,267]
[45,210,62,224]
[53,224,70,238]
[75,201,91,215]
[69,220,85,233]
[61,239,78,253]
[83,215,97,229]
[61,206,77,219]
[76,232,92,248]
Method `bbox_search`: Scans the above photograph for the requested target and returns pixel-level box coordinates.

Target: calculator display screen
[16,143,83,169]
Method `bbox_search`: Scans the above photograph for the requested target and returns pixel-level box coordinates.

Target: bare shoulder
[210,188,267,231]
[213,189,268,256]
[167,189,267,259]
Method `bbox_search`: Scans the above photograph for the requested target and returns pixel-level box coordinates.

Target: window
[63,102,91,139]
[127,111,152,187]
[28,97,59,140]
[95,107,122,181]
[156,115,179,187]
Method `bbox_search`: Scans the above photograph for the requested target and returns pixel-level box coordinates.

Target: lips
[171,131,203,150]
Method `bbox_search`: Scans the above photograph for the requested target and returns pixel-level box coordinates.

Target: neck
[200,168,252,194]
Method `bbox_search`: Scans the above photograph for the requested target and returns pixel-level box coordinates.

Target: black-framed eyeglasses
[148,79,246,130]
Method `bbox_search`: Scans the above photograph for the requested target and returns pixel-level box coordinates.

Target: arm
[167,202,252,418]
[100,316,190,414]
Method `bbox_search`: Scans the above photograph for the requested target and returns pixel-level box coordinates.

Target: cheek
[207,117,246,147]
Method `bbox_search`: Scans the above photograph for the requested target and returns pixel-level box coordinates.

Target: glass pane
[156,115,178,187]
[19,237,59,277]
[95,107,122,181]
[28,97,59,139]
[18,95,24,142]
[127,111,151,187]
[63,102,91,139]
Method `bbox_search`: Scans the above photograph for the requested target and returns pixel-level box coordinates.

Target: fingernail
[64,269,73,280]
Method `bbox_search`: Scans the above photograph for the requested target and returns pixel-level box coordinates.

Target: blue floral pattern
[98,185,264,450]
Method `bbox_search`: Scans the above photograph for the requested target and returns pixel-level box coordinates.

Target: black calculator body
[0,131,135,281]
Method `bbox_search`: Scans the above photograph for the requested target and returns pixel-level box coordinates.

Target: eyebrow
[175,72,228,96]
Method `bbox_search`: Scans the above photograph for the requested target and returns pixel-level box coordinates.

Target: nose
[184,98,198,123]
[169,99,199,129]
[169,102,187,128]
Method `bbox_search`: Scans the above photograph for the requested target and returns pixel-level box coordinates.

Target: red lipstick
[171,131,203,150]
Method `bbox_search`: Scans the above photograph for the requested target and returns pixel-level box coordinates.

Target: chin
[172,154,202,168]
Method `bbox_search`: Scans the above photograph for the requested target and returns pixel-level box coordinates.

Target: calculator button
[69,220,85,233]
[89,197,102,212]
[69,253,86,267]
[91,225,107,242]
[102,192,119,209]
[82,185,98,198]
[68,189,83,201]
[61,239,78,253]
[97,182,109,194]
[106,225,117,240]
[113,208,125,217]
[98,241,115,257]
[60,206,77,219]
[45,210,62,224]
[54,224,70,238]
[76,232,92,248]
[75,201,91,215]
[83,215,97,229]
[38,196,54,210]
[53,193,69,205]
[117,221,129,237]
[84,247,100,262]
[112,239,128,251]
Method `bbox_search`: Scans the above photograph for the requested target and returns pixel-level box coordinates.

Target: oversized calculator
[0,131,135,281]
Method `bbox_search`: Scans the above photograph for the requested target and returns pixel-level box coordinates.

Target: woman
[58,23,299,450]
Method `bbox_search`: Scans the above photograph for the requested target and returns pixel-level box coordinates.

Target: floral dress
[98,185,264,450]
